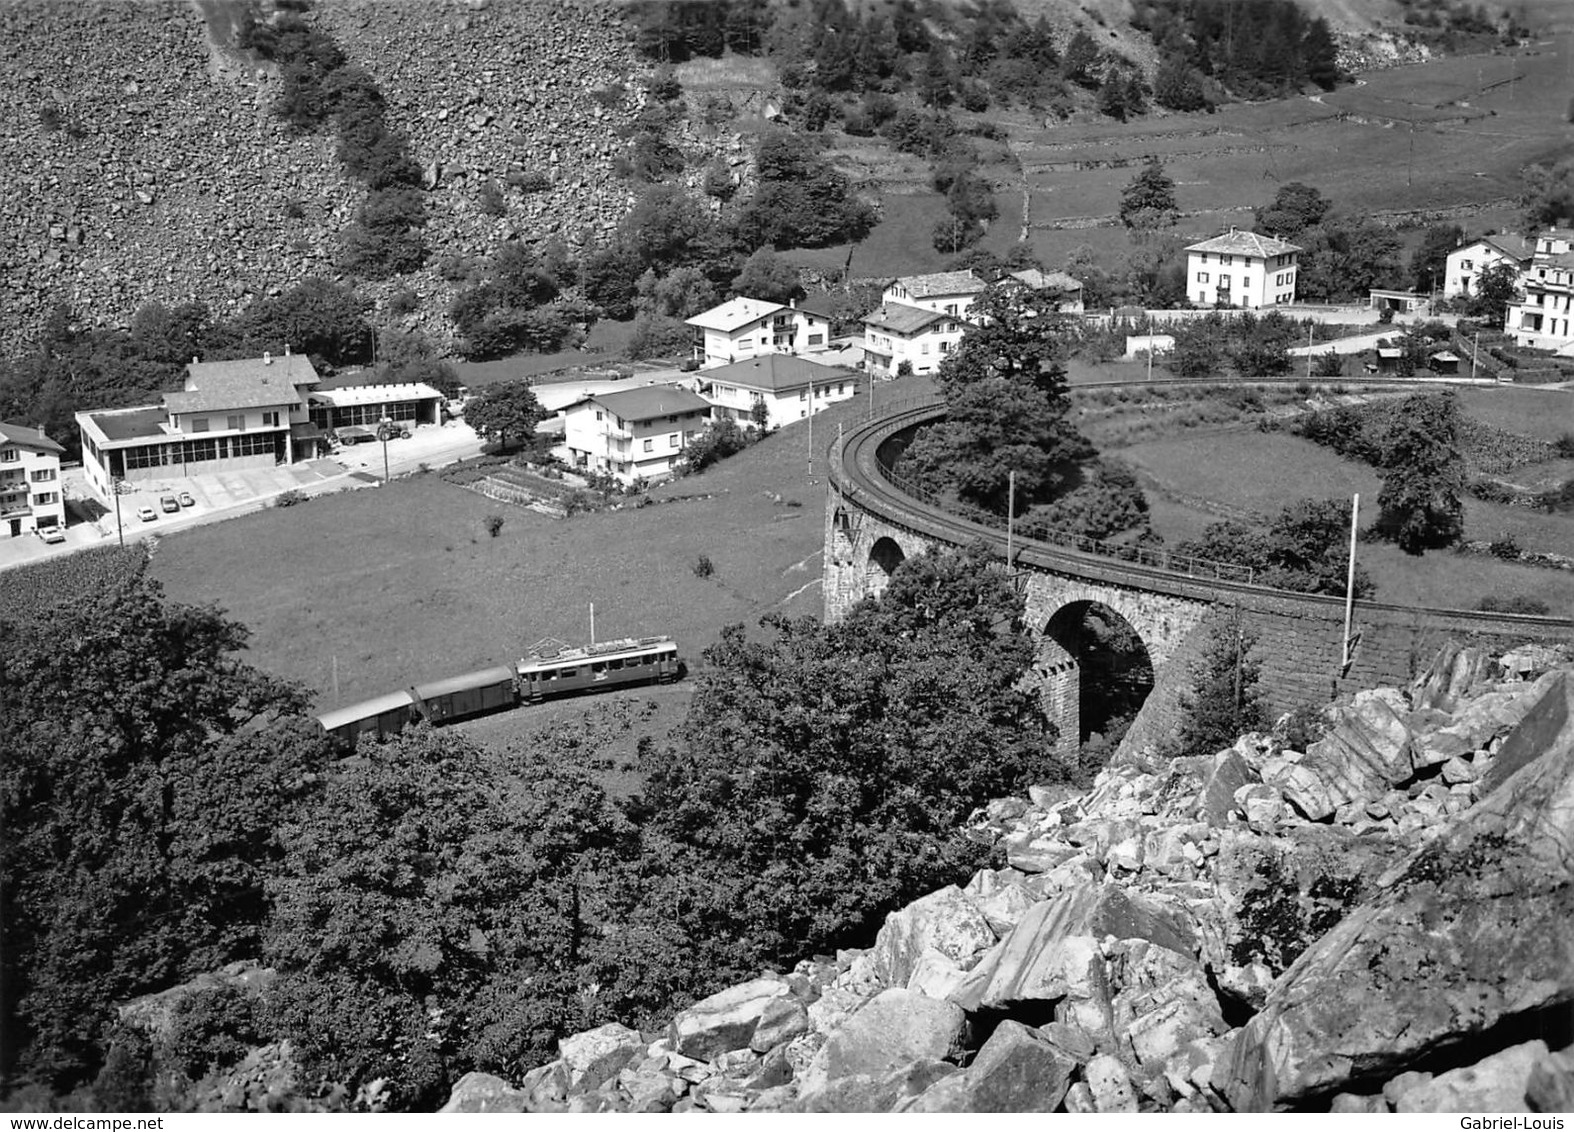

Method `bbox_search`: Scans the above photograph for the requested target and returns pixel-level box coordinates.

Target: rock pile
[1,0,655,355]
[448,640,1574,1113]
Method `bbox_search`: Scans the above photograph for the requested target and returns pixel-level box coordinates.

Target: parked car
[35,525,65,544]
[178,491,196,507]
[160,494,180,513]
[137,506,157,522]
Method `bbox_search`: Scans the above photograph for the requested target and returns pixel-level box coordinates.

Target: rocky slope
[439,640,1574,1113]
[2,0,645,355]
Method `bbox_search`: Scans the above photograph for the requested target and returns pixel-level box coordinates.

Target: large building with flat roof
[76,353,326,500]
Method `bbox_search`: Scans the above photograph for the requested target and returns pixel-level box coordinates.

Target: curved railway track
[829,383,1574,634]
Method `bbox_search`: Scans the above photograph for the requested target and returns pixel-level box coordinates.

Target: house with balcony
[1443,233,1534,299]
[1185,229,1300,308]
[862,303,968,377]
[0,421,66,538]
[76,353,324,503]
[881,270,988,320]
[557,384,712,484]
[1506,240,1574,353]
[688,355,857,430]
[684,297,834,368]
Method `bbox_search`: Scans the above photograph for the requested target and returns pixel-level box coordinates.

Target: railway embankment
[437,639,1574,1113]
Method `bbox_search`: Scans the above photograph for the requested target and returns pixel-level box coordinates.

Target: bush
[164,985,263,1080]
[477,180,506,217]
[484,514,505,538]
[1556,432,1574,459]
[1476,594,1551,615]
[506,169,552,194]
[692,553,714,578]
[387,288,419,317]
[1488,531,1521,560]
[273,489,308,508]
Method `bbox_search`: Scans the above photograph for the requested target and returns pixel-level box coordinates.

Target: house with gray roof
[556,384,712,484]
[1185,228,1302,308]
[1444,233,1535,300]
[881,270,987,318]
[687,354,857,429]
[0,420,66,538]
[75,352,328,502]
[684,297,834,368]
[862,301,968,378]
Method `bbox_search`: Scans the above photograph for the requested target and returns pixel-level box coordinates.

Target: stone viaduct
[826,400,1574,754]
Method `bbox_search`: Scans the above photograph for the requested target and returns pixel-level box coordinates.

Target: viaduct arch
[826,400,1574,755]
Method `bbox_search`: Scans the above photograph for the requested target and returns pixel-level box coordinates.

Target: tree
[1162,613,1265,760]
[1410,223,1463,294]
[1467,260,1521,323]
[680,417,754,473]
[1061,29,1101,88]
[1170,314,1228,378]
[1153,54,1207,111]
[1227,312,1296,376]
[464,381,548,451]
[620,184,715,273]
[231,277,371,366]
[730,247,803,304]
[633,544,1054,967]
[1295,218,1405,302]
[1178,498,1372,597]
[735,129,876,250]
[1303,16,1341,89]
[1375,391,1465,554]
[1519,157,1574,233]
[1119,158,1178,229]
[0,573,331,1089]
[1253,182,1330,239]
[627,312,693,360]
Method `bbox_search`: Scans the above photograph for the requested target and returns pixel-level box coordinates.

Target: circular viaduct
[826,399,1574,754]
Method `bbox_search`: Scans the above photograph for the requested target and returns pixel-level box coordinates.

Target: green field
[149,380,928,725]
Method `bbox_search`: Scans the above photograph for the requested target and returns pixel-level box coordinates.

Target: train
[315,636,682,745]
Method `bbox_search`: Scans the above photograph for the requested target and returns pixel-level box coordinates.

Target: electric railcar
[314,637,681,745]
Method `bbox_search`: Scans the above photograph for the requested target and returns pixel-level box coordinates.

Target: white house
[1002,268,1085,313]
[0,421,66,538]
[862,303,969,377]
[689,355,857,430]
[1443,233,1534,299]
[1185,229,1301,308]
[1506,234,1574,353]
[684,297,834,368]
[556,384,712,484]
[881,270,988,319]
[76,353,328,503]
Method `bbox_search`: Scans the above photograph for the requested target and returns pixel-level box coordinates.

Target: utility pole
[589,602,595,645]
[1006,469,1016,567]
[806,384,814,481]
[1307,322,1314,379]
[1471,329,1480,380]
[1342,493,1360,670]
[377,416,392,485]
[112,477,123,547]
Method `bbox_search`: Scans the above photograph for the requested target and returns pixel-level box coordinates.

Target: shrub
[387,288,419,317]
[692,553,714,578]
[38,102,62,131]
[1476,594,1551,615]
[1488,531,1521,560]
[506,169,552,193]
[273,489,308,508]
[163,985,263,1080]
[477,180,506,217]
[484,514,505,538]
[1555,432,1574,459]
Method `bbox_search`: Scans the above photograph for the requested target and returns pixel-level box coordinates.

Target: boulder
[669,978,792,1061]
[1396,1041,1548,1112]
[906,947,969,1001]
[967,880,1037,935]
[901,1021,1075,1112]
[797,1059,958,1113]
[1084,1053,1139,1113]
[1329,1092,1386,1113]
[1289,693,1413,813]
[808,988,966,1086]
[951,884,1193,1012]
[870,886,996,987]
[1410,686,1543,771]
[1410,642,1498,713]
[1221,715,1574,1111]
[750,996,810,1053]
[1527,1047,1574,1113]
[1199,751,1257,827]
[1481,670,1573,796]
[560,1023,645,1090]
[439,1072,528,1113]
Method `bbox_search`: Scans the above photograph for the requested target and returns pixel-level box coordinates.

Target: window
[595,411,603,421]
[192,418,209,433]
[1218,275,1232,289]
[808,334,824,346]
[1197,272,1209,283]
[837,383,845,394]
[32,492,58,506]
[0,449,16,463]
[799,390,807,401]
[667,414,678,423]
[1198,253,1208,264]
[945,303,957,316]
[226,414,243,431]
[921,343,929,354]
[669,435,679,448]
[940,341,951,353]
[1461,259,1473,271]
[643,439,653,452]
[262,411,280,427]
[30,469,54,482]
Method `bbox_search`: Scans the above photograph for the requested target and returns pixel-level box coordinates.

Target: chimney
[264,351,272,365]
[285,344,291,356]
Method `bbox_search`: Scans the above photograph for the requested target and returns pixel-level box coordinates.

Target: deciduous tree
[464,380,549,451]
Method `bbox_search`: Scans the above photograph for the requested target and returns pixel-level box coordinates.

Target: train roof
[518,635,676,668]
[413,666,518,698]
[316,689,419,730]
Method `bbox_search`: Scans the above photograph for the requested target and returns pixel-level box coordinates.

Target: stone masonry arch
[866,536,907,599]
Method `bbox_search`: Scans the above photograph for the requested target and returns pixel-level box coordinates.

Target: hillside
[2,0,645,355]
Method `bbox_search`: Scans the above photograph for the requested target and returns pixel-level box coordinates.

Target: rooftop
[685,297,789,333]
[572,384,712,421]
[84,406,169,443]
[862,302,947,335]
[699,354,853,393]
[1007,268,1083,292]
[889,270,987,299]
[1477,233,1535,260]
[0,420,65,454]
[164,354,321,415]
[1185,229,1302,258]
[308,382,444,408]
